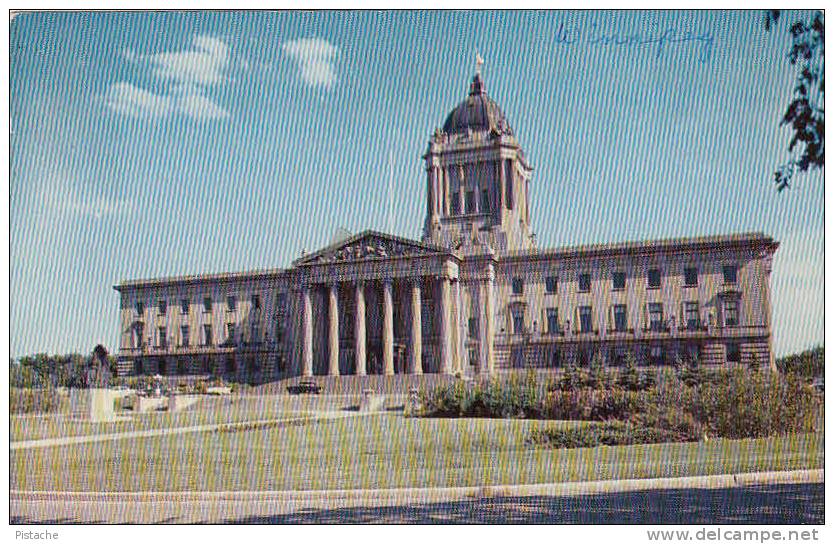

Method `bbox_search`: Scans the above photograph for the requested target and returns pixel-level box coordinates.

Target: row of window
[536,342,741,367]
[135,321,286,350]
[511,265,739,296]
[136,293,289,316]
[499,299,739,336]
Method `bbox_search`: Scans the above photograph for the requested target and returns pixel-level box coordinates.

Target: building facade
[114,70,779,381]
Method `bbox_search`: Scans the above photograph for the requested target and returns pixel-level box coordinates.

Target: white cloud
[103,81,172,119]
[40,180,133,220]
[282,38,339,89]
[149,34,229,86]
[175,87,230,120]
[104,34,230,121]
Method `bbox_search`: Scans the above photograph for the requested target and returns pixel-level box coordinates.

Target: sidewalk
[9,410,369,451]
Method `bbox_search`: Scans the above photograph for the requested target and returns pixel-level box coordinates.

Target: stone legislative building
[114,69,779,381]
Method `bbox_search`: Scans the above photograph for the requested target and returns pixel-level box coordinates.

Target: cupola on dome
[441,73,513,136]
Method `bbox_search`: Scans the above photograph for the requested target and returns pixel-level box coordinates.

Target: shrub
[589,388,645,421]
[617,352,641,391]
[558,359,586,391]
[693,369,820,439]
[541,389,591,420]
[588,352,608,389]
[776,345,824,377]
[677,357,706,388]
[10,387,61,414]
[527,420,695,449]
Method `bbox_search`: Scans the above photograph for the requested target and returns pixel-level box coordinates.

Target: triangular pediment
[294,230,448,266]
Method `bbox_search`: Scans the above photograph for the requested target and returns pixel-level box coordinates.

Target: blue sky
[10,10,823,358]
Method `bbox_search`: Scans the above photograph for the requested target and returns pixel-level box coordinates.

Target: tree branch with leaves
[765,10,824,191]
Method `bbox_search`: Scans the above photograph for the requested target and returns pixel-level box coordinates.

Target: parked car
[287,380,322,395]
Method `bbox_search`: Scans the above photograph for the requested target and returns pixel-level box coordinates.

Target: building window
[158,359,167,375]
[465,190,475,214]
[480,189,490,213]
[226,323,236,345]
[177,358,187,375]
[648,303,664,332]
[686,343,701,363]
[180,299,189,314]
[723,264,738,285]
[613,304,627,332]
[203,325,213,346]
[723,299,739,327]
[684,302,700,330]
[468,317,478,339]
[684,267,698,287]
[180,325,190,347]
[578,273,591,293]
[579,305,593,333]
[579,348,591,367]
[726,343,741,363]
[550,349,561,368]
[612,271,626,290]
[451,192,460,214]
[158,327,167,349]
[134,358,144,375]
[512,308,524,335]
[158,300,167,316]
[252,294,261,310]
[648,268,661,289]
[544,308,558,334]
[511,277,524,295]
[203,297,212,313]
[227,295,237,312]
[610,347,627,366]
[225,356,237,374]
[134,327,144,349]
[545,276,558,294]
[650,345,664,365]
[136,301,145,315]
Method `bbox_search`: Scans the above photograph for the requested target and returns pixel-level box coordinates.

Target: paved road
[10,472,824,524]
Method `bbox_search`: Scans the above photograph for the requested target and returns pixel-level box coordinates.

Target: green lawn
[10,413,822,492]
[10,394,350,442]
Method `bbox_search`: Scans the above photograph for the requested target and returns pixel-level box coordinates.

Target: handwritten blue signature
[555,23,714,62]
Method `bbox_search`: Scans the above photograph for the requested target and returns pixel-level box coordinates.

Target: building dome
[441,73,513,136]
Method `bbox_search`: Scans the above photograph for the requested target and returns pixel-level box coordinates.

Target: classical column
[433,166,443,216]
[443,167,450,216]
[302,287,313,377]
[382,280,395,375]
[454,278,464,375]
[409,279,423,375]
[354,281,367,376]
[328,283,340,376]
[478,265,496,375]
[439,275,453,375]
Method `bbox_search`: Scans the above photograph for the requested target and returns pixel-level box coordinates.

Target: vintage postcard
[8,8,824,533]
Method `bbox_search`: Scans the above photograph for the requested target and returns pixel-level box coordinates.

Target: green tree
[618,352,641,391]
[765,10,824,190]
[588,351,607,389]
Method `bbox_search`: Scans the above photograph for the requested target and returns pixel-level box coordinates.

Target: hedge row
[417,368,820,446]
